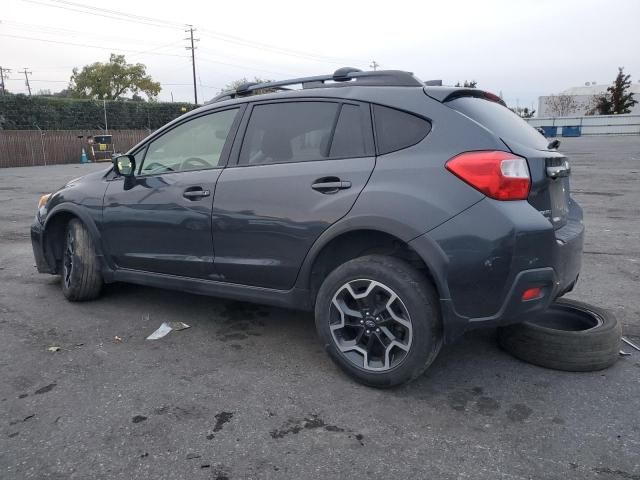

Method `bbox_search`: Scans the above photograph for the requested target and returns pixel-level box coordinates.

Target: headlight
[37,193,51,210]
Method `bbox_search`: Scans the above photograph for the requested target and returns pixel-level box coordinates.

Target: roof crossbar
[209,67,422,103]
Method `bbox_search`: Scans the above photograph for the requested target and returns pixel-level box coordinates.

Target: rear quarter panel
[348,88,507,240]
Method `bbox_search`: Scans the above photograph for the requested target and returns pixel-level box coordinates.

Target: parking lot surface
[1,136,639,480]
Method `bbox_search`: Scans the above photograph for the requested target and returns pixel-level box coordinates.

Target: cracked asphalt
[1,136,639,479]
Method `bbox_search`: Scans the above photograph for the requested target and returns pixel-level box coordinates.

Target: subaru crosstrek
[31,68,583,387]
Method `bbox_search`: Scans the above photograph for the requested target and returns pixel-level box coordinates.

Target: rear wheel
[315,254,442,388]
[61,219,103,301]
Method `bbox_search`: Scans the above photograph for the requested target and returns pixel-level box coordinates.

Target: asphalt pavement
[1,136,639,479]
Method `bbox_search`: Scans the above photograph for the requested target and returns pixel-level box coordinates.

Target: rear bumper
[409,197,584,342]
[31,218,53,273]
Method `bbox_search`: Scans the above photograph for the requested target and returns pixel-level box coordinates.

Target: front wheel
[61,219,103,301]
[314,254,442,388]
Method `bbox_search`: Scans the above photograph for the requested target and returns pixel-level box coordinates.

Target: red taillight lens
[521,287,543,301]
[445,151,530,201]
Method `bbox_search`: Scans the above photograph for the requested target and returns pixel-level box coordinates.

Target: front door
[102,107,241,279]
[212,100,375,290]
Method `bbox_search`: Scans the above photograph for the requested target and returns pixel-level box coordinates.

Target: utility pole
[0,66,10,96]
[185,25,199,105]
[369,60,379,71]
[20,68,32,96]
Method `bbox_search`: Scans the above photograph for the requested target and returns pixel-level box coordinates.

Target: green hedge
[0,95,195,130]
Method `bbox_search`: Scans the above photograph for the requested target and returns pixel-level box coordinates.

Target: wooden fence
[0,130,150,168]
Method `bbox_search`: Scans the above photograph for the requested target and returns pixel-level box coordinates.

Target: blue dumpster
[540,126,557,137]
[562,126,581,137]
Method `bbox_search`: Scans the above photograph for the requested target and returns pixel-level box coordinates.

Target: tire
[61,219,103,301]
[498,298,621,372]
[315,254,442,388]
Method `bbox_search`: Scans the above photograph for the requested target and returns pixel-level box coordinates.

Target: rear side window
[239,102,339,165]
[329,104,369,158]
[448,97,548,150]
[373,105,431,155]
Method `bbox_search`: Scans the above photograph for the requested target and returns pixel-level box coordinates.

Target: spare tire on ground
[497,298,621,372]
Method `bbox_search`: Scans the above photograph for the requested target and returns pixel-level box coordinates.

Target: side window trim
[323,103,343,158]
[228,98,374,168]
[135,104,245,176]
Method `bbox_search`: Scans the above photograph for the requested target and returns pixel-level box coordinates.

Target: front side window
[239,102,340,165]
[140,108,239,175]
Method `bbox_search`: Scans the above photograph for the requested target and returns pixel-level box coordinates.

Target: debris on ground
[622,337,640,352]
[46,346,61,352]
[114,336,123,342]
[619,351,632,356]
[146,322,191,340]
[34,383,56,395]
[186,453,201,460]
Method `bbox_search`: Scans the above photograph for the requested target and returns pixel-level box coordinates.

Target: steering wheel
[181,157,211,170]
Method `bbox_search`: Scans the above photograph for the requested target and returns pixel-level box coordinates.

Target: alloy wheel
[329,279,413,371]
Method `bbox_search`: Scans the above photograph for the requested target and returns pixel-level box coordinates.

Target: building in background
[538,82,640,117]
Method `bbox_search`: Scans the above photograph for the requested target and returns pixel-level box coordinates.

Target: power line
[185,25,199,105]
[370,60,380,71]
[198,29,367,67]
[1,19,185,54]
[20,0,185,29]
[49,0,184,27]
[18,0,368,67]
[0,33,189,58]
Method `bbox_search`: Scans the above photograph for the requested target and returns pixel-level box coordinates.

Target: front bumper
[409,197,584,342]
[31,218,53,273]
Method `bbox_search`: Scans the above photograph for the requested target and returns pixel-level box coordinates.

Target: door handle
[311,178,352,194]
[183,188,210,200]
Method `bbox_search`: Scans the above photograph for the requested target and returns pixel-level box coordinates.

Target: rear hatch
[444,94,570,229]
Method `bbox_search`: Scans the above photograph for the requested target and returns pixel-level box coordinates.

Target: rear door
[447,96,571,229]
[211,99,375,289]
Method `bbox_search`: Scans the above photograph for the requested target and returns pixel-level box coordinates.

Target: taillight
[446,151,530,201]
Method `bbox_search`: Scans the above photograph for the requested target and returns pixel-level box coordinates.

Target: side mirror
[113,154,136,177]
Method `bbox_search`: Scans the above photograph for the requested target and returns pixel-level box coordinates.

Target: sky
[1,0,639,109]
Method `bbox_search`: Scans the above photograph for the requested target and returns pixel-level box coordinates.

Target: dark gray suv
[31,68,583,387]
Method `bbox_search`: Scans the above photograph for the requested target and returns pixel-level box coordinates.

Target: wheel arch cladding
[43,205,108,274]
[305,228,444,307]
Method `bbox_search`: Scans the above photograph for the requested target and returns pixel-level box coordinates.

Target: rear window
[448,97,548,150]
[373,105,431,155]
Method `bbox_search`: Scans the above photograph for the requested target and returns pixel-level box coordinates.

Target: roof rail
[209,67,423,103]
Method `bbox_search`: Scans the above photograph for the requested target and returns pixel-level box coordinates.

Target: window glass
[329,104,368,158]
[373,105,431,155]
[140,108,238,174]
[239,102,339,165]
[448,97,548,150]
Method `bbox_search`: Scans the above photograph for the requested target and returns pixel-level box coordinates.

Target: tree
[594,67,637,115]
[219,77,274,95]
[455,80,477,88]
[545,94,578,117]
[52,88,73,98]
[512,106,536,118]
[69,54,161,100]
